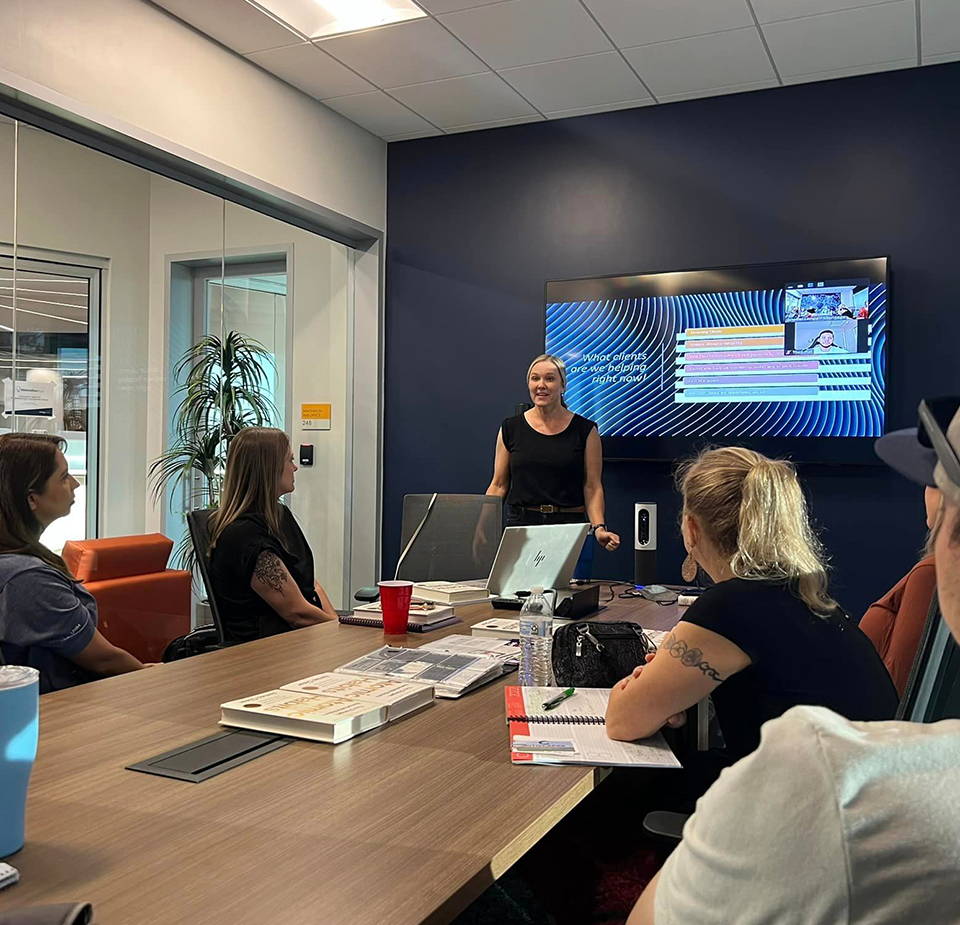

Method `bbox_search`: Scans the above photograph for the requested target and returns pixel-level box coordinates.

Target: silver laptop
[484,523,590,598]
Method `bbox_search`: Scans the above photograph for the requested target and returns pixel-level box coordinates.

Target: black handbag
[551,621,658,688]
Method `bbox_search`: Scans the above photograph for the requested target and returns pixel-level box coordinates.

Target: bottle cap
[530,585,544,594]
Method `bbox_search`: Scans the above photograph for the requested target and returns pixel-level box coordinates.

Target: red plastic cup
[378,580,414,635]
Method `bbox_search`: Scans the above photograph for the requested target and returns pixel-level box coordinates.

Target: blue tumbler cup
[0,665,39,858]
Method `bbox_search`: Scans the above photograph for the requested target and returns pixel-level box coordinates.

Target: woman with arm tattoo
[207,428,338,644]
[605,447,898,791]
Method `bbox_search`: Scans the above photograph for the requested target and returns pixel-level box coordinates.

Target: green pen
[542,688,576,711]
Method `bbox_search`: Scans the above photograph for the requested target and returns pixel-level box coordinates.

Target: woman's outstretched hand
[595,528,621,551]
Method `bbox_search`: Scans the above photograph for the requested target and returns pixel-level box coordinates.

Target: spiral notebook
[504,686,613,723]
[505,686,682,768]
[338,613,462,633]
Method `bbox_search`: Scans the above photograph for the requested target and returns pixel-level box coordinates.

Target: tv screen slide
[545,257,887,444]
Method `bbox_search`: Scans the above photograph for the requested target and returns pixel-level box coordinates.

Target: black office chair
[896,589,960,722]
[186,509,231,648]
[641,706,712,852]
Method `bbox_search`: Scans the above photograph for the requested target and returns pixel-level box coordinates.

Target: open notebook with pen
[505,686,682,769]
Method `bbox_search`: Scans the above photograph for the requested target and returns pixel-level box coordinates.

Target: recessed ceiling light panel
[251,0,427,40]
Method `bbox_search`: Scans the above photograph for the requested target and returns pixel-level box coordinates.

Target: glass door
[162,257,288,553]
[196,261,287,432]
[0,256,101,551]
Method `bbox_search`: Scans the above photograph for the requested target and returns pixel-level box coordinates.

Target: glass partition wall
[0,114,357,609]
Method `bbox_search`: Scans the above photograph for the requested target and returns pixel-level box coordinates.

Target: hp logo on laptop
[534,550,545,567]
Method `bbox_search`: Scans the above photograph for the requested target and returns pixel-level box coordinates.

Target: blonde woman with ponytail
[606,446,897,785]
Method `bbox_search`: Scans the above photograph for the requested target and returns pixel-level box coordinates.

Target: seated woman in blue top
[606,446,898,789]
[0,433,147,693]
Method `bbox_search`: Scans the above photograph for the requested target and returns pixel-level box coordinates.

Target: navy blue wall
[384,63,960,618]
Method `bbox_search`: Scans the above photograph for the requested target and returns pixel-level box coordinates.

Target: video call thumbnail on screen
[544,257,887,441]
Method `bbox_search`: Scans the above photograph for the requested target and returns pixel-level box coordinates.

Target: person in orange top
[861,424,943,697]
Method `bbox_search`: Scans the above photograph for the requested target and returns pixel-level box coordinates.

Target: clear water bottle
[519,586,554,686]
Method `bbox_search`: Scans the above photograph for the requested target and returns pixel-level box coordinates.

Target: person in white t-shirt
[628,397,960,925]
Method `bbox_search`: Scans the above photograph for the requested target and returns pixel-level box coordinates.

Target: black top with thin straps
[682,578,899,765]
[209,506,319,644]
[501,412,597,509]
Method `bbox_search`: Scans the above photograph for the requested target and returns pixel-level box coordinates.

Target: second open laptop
[475,523,590,600]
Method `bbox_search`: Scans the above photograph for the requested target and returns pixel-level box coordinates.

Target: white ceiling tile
[763,1,917,77]
[322,90,436,137]
[391,72,538,126]
[752,0,902,23]
[152,0,302,54]
[781,58,915,84]
[921,0,960,58]
[246,43,374,99]
[582,0,754,47]
[385,129,445,141]
[657,78,780,103]
[924,51,960,65]
[500,52,649,112]
[623,28,776,97]
[438,0,611,68]
[545,98,657,118]
[316,18,486,88]
[443,115,547,133]
[252,0,426,39]
[417,0,506,11]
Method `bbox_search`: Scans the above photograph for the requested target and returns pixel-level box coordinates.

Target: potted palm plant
[150,330,278,567]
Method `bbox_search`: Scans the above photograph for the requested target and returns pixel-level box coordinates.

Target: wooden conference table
[0,589,682,925]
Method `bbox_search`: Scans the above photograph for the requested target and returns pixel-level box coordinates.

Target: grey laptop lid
[486,523,590,597]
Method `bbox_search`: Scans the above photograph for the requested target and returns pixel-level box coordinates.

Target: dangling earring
[681,552,698,584]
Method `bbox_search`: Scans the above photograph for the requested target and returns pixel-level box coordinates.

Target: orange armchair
[61,534,191,663]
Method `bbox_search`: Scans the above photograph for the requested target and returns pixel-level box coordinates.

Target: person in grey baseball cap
[860,409,953,694]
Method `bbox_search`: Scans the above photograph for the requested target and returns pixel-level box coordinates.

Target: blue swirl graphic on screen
[546,285,885,437]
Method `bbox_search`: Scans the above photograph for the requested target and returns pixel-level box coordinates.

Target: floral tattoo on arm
[255,551,287,594]
[662,633,723,682]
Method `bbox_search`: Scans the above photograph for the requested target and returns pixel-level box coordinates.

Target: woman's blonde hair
[209,427,290,551]
[677,446,837,616]
[526,354,567,407]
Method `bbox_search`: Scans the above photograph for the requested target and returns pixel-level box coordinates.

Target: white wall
[0,130,360,605]
[0,0,386,232]
[0,1,384,595]
[10,126,153,539]
[146,178,353,605]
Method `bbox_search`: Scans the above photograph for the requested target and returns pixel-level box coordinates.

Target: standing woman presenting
[485,354,620,550]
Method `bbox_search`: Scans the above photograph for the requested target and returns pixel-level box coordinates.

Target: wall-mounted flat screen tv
[545,257,888,463]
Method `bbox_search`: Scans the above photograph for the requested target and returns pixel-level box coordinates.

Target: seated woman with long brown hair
[208,427,337,644]
[606,446,898,789]
[0,433,147,693]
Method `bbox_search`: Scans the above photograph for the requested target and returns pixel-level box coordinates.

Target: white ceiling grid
[151,0,960,141]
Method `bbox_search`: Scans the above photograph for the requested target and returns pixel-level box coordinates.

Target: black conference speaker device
[634,502,657,585]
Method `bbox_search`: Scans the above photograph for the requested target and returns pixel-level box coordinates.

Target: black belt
[521,505,585,514]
